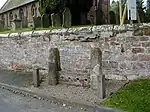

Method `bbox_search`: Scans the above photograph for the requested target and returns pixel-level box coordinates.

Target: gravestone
[96,9,104,25]
[109,11,116,24]
[87,6,104,25]
[22,17,28,28]
[87,6,95,25]
[90,48,105,99]
[11,19,22,31]
[62,7,72,28]
[51,13,55,27]
[80,12,87,25]
[42,14,50,28]
[51,13,61,27]
[33,16,42,28]
[0,20,4,31]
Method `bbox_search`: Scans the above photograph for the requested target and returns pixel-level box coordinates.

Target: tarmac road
[0,88,94,112]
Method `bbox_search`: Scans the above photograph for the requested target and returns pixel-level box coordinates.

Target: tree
[147,0,150,8]
[136,0,145,22]
[39,0,62,15]
[145,0,150,22]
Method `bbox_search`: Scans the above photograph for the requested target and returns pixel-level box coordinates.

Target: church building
[0,0,109,29]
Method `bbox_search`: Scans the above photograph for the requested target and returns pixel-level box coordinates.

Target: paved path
[0,70,33,87]
[0,88,95,112]
[0,69,127,105]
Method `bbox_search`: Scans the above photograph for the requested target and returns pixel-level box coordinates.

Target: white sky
[110,0,147,4]
[0,0,147,9]
[0,0,7,9]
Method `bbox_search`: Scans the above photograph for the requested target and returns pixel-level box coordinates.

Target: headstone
[96,9,104,25]
[48,48,61,85]
[42,14,50,28]
[22,17,28,28]
[87,6,104,25]
[90,48,105,99]
[62,7,72,28]
[109,11,116,24]
[11,19,22,31]
[80,12,87,25]
[51,13,61,27]
[0,19,4,31]
[51,13,55,27]
[87,6,95,25]
[33,16,42,28]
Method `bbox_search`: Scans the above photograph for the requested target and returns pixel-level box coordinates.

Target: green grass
[101,79,150,112]
[0,25,93,34]
[0,27,64,34]
[0,28,31,34]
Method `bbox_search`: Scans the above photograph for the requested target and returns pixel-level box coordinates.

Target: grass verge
[101,79,150,112]
[0,25,92,34]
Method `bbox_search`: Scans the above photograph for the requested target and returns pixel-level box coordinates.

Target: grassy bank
[101,79,150,112]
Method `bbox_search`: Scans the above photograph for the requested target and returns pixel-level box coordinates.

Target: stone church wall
[1,1,40,28]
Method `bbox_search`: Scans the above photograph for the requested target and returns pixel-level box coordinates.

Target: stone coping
[0,23,150,38]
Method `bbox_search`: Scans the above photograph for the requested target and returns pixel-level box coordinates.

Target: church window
[9,12,13,21]
[31,4,37,17]
[19,8,24,20]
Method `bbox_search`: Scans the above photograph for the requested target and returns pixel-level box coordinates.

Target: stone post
[97,75,105,99]
[48,48,61,85]
[33,68,40,87]
[90,48,105,99]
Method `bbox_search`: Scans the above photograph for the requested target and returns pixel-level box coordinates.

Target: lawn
[0,27,62,34]
[0,25,91,34]
[101,79,150,112]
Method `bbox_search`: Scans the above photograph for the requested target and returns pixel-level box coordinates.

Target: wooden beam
[121,3,127,25]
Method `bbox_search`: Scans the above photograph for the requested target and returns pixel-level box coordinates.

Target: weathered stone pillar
[48,48,61,85]
[33,68,40,87]
[90,48,105,99]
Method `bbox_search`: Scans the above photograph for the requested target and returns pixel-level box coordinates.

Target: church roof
[0,0,36,14]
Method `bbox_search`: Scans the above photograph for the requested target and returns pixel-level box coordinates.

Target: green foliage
[110,0,146,23]
[39,0,61,15]
[136,0,146,22]
[147,0,150,7]
[110,1,119,14]
[102,79,150,112]
[144,0,150,22]
[145,8,150,22]
[110,1,119,24]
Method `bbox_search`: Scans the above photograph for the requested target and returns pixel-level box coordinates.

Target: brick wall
[0,24,150,86]
[101,34,150,80]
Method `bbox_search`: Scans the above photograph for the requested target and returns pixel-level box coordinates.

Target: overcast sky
[0,0,7,9]
[110,0,147,4]
[0,0,147,9]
